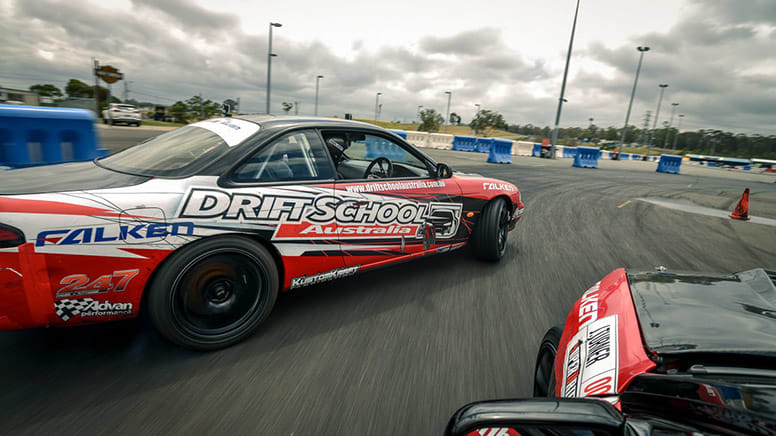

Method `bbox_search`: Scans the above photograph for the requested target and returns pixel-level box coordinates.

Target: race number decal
[560,315,619,397]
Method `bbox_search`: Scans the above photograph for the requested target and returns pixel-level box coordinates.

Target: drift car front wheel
[533,325,563,397]
[471,198,510,261]
[148,236,279,351]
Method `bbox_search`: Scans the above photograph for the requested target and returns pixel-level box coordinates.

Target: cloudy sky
[1,0,775,134]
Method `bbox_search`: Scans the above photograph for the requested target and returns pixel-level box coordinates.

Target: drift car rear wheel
[471,198,510,261]
[148,236,279,351]
[533,325,563,397]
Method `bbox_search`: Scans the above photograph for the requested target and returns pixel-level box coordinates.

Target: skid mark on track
[637,198,776,227]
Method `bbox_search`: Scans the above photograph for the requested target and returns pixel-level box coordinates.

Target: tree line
[508,124,776,159]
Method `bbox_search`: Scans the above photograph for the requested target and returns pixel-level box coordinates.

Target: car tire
[533,325,563,397]
[147,236,279,351]
[471,198,510,261]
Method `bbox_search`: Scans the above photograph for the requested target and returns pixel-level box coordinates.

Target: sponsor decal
[482,182,516,191]
[344,180,445,193]
[189,118,260,147]
[56,269,140,298]
[54,298,134,321]
[561,315,619,398]
[578,282,600,326]
[179,189,463,240]
[289,265,360,289]
[35,222,194,247]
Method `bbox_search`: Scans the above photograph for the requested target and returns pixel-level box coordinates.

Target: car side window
[233,130,334,182]
[322,131,431,180]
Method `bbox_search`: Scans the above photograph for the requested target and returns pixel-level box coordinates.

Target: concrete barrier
[429,133,454,150]
[475,137,493,153]
[406,130,429,148]
[657,154,682,174]
[487,139,513,164]
[452,135,476,152]
[514,141,534,156]
[0,104,106,167]
[572,146,600,169]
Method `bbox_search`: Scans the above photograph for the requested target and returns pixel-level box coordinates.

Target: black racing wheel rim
[170,248,267,338]
[497,204,509,255]
[534,342,558,397]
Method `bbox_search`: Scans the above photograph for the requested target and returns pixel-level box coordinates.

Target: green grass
[140,120,186,127]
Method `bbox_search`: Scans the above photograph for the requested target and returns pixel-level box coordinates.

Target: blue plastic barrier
[451,135,476,152]
[0,104,106,167]
[656,154,682,174]
[475,137,493,153]
[744,165,752,171]
[562,147,577,159]
[572,146,600,168]
[388,129,407,139]
[487,139,513,164]
[532,143,542,157]
[708,162,716,167]
[364,136,406,161]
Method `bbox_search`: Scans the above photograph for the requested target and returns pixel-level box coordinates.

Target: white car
[102,103,141,126]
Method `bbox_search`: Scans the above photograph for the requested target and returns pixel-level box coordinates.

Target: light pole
[416,105,423,123]
[664,102,679,148]
[618,46,650,157]
[444,91,452,126]
[672,114,684,150]
[549,0,581,159]
[266,22,282,114]
[374,92,382,122]
[647,83,668,156]
[314,75,323,116]
[474,104,481,134]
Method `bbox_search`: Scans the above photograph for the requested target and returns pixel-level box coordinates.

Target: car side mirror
[436,163,452,179]
[445,398,625,436]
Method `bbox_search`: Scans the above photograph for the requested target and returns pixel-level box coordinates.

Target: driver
[326,136,348,166]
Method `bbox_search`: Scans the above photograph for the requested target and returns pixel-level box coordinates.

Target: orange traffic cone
[729,188,751,221]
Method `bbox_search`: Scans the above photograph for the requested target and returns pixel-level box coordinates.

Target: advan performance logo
[54,298,134,321]
[179,189,462,240]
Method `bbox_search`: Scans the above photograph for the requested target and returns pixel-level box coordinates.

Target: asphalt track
[2,127,776,435]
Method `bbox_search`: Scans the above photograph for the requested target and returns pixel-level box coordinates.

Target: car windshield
[96,125,231,177]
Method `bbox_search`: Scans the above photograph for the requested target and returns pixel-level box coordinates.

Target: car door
[224,128,346,289]
[323,130,464,270]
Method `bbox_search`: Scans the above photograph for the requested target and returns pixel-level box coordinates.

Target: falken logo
[36,222,195,246]
[179,189,462,240]
[54,298,133,321]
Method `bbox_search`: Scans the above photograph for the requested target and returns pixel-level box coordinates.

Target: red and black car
[447,268,776,435]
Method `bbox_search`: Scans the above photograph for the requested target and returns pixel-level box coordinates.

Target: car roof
[233,114,390,133]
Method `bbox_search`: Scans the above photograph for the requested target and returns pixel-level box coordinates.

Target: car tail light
[133,110,139,113]
[112,109,120,112]
[0,224,25,248]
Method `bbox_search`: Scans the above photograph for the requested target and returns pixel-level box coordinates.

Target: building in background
[0,87,40,106]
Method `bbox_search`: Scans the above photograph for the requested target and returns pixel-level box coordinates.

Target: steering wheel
[363,157,394,179]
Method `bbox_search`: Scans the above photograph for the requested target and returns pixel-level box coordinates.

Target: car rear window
[97,125,231,177]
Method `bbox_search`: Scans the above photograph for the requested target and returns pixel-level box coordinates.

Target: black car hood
[628,269,776,356]
[0,161,150,195]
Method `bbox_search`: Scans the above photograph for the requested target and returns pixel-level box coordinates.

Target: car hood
[0,161,150,195]
[628,268,776,356]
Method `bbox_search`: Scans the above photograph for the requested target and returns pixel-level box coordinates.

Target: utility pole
[294,101,299,115]
[640,111,651,145]
[123,80,132,102]
[618,46,650,157]
[266,22,282,114]
[199,92,204,120]
[672,114,684,149]
[93,58,100,116]
[314,75,323,116]
[374,92,382,122]
[647,83,668,156]
[550,0,581,159]
[664,102,679,148]
[444,91,452,127]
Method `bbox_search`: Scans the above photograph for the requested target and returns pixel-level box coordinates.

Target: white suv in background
[102,103,141,126]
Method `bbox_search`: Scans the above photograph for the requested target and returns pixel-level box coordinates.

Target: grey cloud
[419,28,505,56]
[130,0,239,40]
